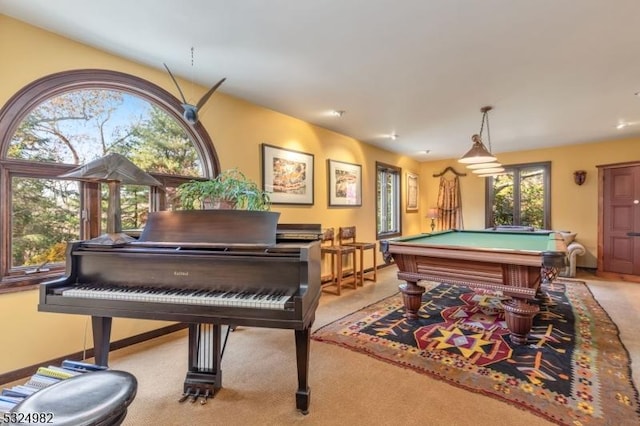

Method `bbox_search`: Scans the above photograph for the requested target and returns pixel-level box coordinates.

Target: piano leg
[182,324,222,404]
[91,316,112,367]
[295,327,311,415]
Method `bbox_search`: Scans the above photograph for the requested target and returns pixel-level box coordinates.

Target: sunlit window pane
[11,177,80,268]
[491,172,515,225]
[519,166,546,229]
[8,89,204,177]
[99,184,152,234]
[487,163,550,229]
[376,163,401,237]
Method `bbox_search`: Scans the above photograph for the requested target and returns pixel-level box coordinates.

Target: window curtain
[437,176,463,230]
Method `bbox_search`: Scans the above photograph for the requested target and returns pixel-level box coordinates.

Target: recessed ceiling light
[330,110,345,117]
[617,120,639,129]
[389,133,398,140]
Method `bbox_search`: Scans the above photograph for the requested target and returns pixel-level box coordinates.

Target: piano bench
[8,370,137,426]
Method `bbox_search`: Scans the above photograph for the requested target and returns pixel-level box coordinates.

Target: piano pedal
[183,373,218,406]
[179,388,192,403]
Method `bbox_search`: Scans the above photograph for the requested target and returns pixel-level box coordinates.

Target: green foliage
[492,174,514,225]
[520,175,544,228]
[127,106,202,176]
[178,168,271,211]
[110,184,150,231]
[11,177,79,266]
[491,169,545,228]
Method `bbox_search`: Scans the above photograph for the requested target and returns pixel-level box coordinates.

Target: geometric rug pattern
[312,280,640,425]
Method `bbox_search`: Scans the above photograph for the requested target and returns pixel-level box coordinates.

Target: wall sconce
[573,170,587,186]
[427,208,438,232]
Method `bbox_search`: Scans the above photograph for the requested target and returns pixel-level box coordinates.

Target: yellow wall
[0,15,421,374]
[419,138,640,268]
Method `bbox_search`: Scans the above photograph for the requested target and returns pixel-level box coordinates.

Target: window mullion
[513,170,522,224]
[82,181,102,239]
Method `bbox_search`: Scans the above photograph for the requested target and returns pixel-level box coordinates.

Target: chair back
[321,228,335,246]
[338,226,356,245]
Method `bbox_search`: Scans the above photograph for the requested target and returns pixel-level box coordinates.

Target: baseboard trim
[2,264,397,385]
[0,323,188,385]
[320,263,391,284]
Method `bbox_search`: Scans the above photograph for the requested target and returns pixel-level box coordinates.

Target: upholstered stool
[8,370,137,426]
[320,228,357,295]
[339,226,377,286]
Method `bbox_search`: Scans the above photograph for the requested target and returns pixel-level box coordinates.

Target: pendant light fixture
[458,106,504,176]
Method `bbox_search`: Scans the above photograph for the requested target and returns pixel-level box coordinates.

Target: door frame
[596,161,640,283]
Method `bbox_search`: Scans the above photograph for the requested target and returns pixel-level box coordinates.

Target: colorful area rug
[312,280,640,425]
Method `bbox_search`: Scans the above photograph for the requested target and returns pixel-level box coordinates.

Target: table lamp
[427,208,438,232]
[60,153,162,246]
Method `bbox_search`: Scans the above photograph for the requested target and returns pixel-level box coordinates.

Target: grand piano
[38,210,322,414]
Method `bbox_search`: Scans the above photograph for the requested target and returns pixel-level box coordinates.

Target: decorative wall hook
[433,166,467,177]
[573,170,586,185]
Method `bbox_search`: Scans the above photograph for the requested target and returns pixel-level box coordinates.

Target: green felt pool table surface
[392,229,562,253]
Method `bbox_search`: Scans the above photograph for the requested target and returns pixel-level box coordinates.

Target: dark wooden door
[601,164,640,276]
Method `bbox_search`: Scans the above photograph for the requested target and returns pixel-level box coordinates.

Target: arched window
[0,69,220,291]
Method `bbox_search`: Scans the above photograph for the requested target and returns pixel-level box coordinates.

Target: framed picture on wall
[406,171,419,212]
[262,143,314,205]
[328,159,362,207]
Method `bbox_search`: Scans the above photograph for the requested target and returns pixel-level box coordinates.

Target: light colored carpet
[103,267,639,426]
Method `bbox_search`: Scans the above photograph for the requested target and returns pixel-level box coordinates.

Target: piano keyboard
[59,284,294,310]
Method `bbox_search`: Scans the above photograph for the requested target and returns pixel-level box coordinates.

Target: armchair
[487,226,585,278]
[558,233,585,278]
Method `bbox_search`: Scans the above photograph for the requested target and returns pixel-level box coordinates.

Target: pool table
[380,229,567,345]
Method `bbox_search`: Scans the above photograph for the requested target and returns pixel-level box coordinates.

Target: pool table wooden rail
[386,242,557,266]
[395,258,542,300]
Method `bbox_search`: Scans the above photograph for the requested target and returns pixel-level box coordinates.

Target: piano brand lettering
[174,271,189,276]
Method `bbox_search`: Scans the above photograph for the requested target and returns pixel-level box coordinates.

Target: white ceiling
[2,0,640,161]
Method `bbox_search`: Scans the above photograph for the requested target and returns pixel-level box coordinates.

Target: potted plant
[177,168,271,211]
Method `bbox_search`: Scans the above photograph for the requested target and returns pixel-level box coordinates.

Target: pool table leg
[502,298,540,345]
[399,281,425,319]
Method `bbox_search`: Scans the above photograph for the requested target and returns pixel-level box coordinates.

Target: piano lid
[132,210,281,247]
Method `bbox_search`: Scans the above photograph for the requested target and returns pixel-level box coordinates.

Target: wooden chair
[339,226,377,286]
[320,228,357,295]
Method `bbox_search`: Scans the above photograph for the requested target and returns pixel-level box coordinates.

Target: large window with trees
[0,70,220,291]
[376,162,401,238]
[485,162,551,229]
